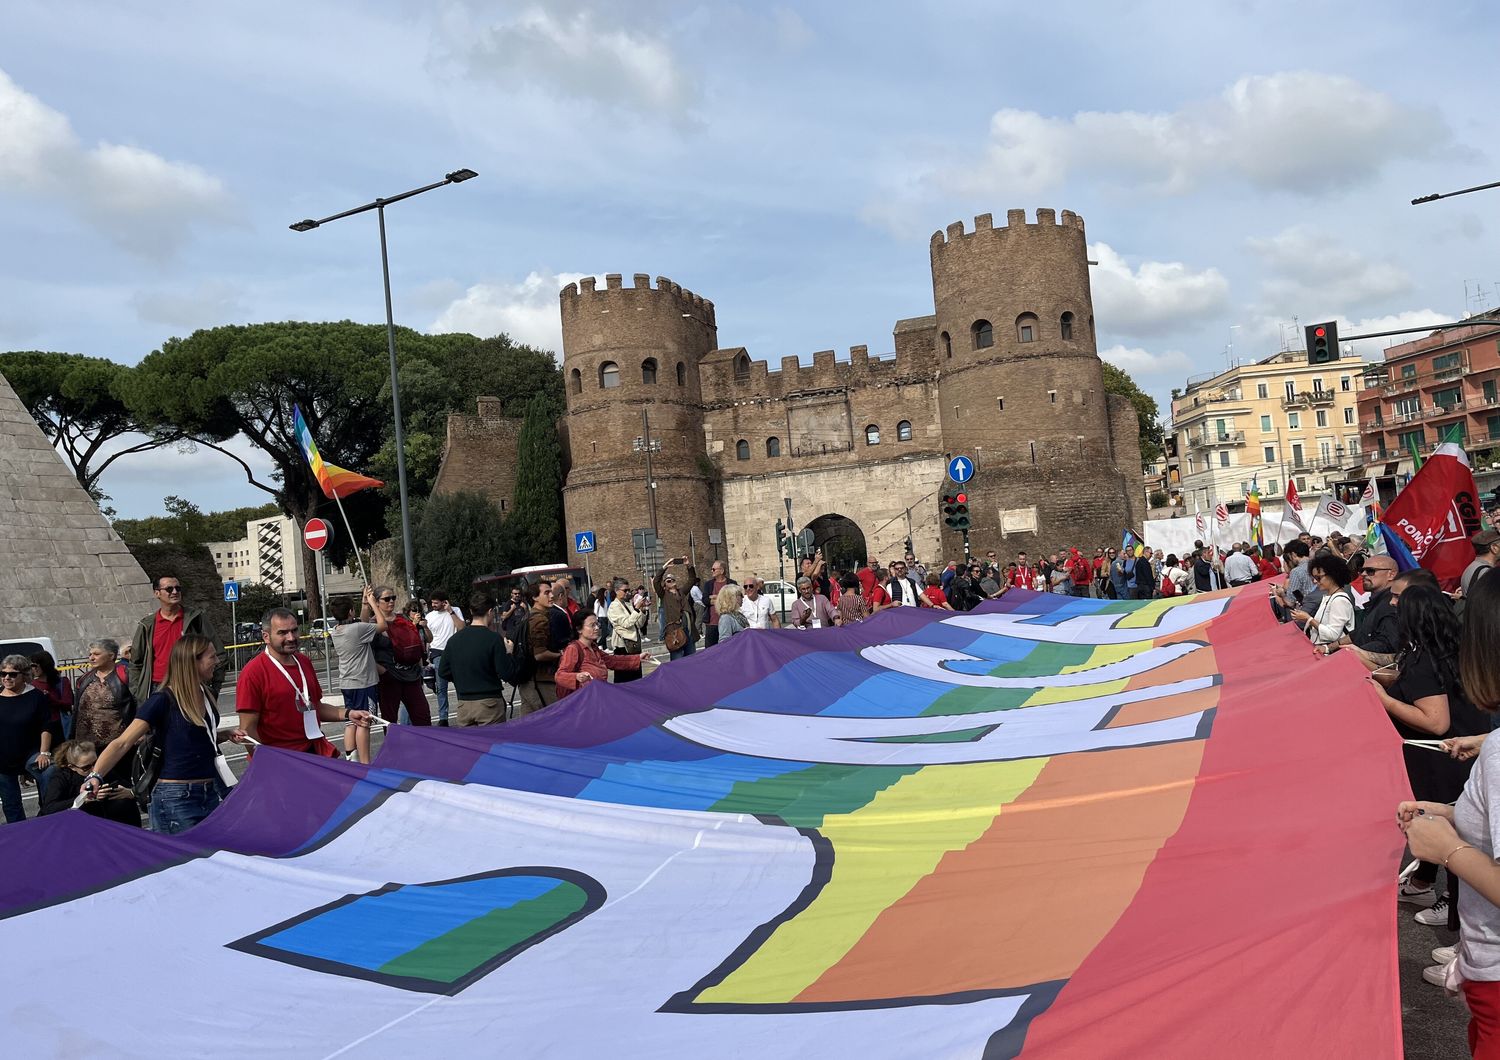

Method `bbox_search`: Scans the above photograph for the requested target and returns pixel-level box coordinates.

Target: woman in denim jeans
[86,635,235,834]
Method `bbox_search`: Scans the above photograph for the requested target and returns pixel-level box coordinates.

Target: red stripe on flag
[1017,590,1408,1058]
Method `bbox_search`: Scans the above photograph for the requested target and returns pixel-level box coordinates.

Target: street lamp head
[446,168,478,183]
[289,219,320,232]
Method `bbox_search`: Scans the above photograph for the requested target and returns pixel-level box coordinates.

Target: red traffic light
[955,492,967,504]
[1313,326,1326,339]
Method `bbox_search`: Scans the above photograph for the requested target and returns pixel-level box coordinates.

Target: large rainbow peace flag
[1,589,1408,1057]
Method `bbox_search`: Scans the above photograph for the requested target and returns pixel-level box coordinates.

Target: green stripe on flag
[377,882,588,983]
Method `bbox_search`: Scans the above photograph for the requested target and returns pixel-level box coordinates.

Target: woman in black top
[1371,583,1484,913]
[88,635,235,835]
[0,653,53,823]
[40,740,140,826]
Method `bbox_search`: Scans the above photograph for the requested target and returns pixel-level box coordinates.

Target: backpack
[387,615,425,666]
[1160,573,1178,597]
[505,622,536,686]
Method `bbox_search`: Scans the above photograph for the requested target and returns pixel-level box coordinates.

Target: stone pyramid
[0,369,156,662]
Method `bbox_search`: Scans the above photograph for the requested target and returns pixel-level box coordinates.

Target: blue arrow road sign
[574,531,596,554]
[946,455,975,483]
[223,581,240,603]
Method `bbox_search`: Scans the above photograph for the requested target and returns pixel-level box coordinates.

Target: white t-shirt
[425,606,464,651]
[740,594,777,630]
[1456,737,1500,981]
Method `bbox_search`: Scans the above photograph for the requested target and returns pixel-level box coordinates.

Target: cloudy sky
[2,0,1495,518]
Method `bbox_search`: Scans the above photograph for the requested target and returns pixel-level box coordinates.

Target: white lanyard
[265,651,321,740]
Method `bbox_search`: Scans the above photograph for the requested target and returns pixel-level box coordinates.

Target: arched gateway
[805,514,867,573]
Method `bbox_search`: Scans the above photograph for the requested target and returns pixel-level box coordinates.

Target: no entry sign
[304,518,332,552]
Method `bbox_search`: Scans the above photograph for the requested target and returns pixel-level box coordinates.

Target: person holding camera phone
[86,635,241,834]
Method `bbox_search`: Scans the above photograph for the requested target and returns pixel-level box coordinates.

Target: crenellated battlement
[559,272,716,326]
[929,208,1085,250]
[700,339,934,404]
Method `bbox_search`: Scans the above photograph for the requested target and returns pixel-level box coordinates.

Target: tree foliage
[504,391,565,564]
[1100,361,1164,466]
[414,491,507,600]
[0,351,186,501]
[114,500,280,549]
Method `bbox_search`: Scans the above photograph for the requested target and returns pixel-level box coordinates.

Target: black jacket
[1352,587,1400,655]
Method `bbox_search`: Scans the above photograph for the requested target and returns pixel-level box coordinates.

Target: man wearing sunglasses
[128,575,226,704]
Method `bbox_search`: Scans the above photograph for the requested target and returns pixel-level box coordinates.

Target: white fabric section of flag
[1360,479,1375,505]
[1214,501,1228,524]
[0,780,1032,1056]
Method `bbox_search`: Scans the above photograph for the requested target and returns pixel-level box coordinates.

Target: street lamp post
[289,168,478,596]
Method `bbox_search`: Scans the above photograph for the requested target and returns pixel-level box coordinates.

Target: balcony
[1190,430,1245,448]
[1281,393,1308,409]
[1307,389,1336,406]
[1361,419,1385,431]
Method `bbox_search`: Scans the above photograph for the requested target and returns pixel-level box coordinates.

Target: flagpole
[330,490,370,587]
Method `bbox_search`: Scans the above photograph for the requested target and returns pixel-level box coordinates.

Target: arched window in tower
[865,423,881,446]
[735,353,751,380]
[897,420,913,442]
[971,320,993,350]
[766,437,781,458]
[941,331,952,358]
[676,361,686,386]
[642,358,658,385]
[1060,312,1074,340]
[600,361,621,389]
[1016,313,1038,343]
[569,368,582,395]
[736,439,750,461]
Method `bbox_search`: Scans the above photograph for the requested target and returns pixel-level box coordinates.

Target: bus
[473,564,591,603]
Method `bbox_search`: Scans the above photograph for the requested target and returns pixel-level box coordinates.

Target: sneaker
[1415,898,1451,926]
[1398,881,1438,908]
[1432,945,1457,965]
[1423,964,1451,987]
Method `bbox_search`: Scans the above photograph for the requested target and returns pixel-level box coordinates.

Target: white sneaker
[1432,945,1457,965]
[1415,897,1451,926]
[1423,963,1452,987]
[1398,881,1438,908]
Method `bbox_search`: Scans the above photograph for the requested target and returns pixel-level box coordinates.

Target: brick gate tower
[559,274,719,581]
[930,210,1143,553]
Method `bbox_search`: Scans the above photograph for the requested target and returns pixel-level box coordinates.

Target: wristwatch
[342,706,352,720]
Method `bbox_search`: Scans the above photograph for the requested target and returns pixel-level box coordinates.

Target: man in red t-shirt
[235,609,371,756]
[127,574,226,705]
[1010,551,1035,589]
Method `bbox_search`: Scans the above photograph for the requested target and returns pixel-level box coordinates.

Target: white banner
[1144,504,1367,559]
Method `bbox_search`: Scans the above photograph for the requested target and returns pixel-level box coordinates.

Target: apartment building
[208,514,362,596]
[1356,314,1500,476]
[1170,348,1372,512]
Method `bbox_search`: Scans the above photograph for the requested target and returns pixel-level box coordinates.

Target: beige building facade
[209,514,361,596]
[1170,349,1374,511]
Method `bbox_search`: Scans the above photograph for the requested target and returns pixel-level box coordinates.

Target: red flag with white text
[1379,442,1483,590]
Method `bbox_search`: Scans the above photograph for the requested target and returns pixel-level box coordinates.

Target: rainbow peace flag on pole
[0,590,1407,1056]
[293,404,385,499]
[1245,479,1263,549]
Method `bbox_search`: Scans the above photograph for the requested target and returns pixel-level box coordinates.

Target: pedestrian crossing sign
[224,581,240,602]
[574,531,596,554]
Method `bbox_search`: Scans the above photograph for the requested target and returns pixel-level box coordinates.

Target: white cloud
[1339,309,1452,361]
[0,67,230,257]
[942,72,1440,198]
[440,2,698,119]
[1248,226,1413,312]
[131,281,248,332]
[1100,344,1193,376]
[1089,242,1231,337]
[427,270,589,354]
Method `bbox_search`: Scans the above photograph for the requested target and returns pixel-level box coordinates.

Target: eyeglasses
[158,585,182,594]
[378,596,396,602]
[0,672,21,679]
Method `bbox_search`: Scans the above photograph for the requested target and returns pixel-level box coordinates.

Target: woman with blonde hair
[40,740,139,825]
[715,584,749,642]
[86,635,237,834]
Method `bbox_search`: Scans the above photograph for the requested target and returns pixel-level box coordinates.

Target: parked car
[760,579,798,618]
[0,636,57,661]
[308,617,337,636]
[235,622,263,643]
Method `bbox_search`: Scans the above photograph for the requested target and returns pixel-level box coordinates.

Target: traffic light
[1305,321,1339,364]
[942,491,971,530]
[775,518,792,559]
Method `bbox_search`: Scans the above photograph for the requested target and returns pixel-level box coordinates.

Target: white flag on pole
[1284,480,1306,531]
